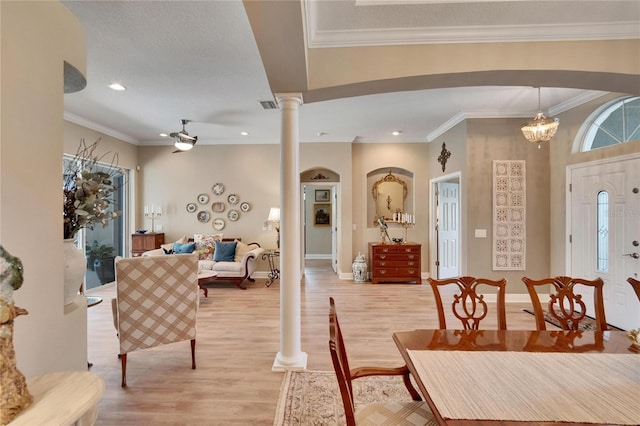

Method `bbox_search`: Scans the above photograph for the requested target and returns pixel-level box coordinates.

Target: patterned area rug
[522,309,623,331]
[273,370,413,426]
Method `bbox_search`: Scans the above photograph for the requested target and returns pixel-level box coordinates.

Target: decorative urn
[352,252,368,283]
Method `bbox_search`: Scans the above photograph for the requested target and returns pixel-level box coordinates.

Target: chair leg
[191,339,196,369]
[118,353,127,387]
[403,371,422,401]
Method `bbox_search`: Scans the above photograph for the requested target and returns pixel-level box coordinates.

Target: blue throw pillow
[213,240,237,262]
[173,242,196,254]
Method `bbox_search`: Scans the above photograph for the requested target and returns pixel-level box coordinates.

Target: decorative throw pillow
[234,240,256,262]
[161,236,188,252]
[194,234,223,260]
[213,240,237,262]
[172,242,196,254]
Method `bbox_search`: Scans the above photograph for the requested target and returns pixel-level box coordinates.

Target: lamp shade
[268,207,280,222]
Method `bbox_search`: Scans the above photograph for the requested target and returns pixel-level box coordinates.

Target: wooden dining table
[393,329,640,426]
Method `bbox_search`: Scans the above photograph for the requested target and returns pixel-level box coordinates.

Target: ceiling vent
[259,100,278,110]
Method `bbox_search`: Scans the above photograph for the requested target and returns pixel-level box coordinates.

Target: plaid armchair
[112,254,199,387]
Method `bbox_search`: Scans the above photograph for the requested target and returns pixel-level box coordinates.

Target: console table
[9,371,104,425]
[261,249,280,287]
[369,243,421,284]
[131,232,164,257]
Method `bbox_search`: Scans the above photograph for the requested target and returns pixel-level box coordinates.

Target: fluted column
[272,93,307,371]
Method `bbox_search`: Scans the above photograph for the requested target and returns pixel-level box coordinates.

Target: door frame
[565,151,640,275]
[301,181,339,274]
[429,171,463,279]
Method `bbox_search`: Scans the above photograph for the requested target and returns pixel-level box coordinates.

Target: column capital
[275,92,303,108]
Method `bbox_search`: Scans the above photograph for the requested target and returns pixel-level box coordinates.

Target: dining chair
[328,297,436,426]
[522,276,607,331]
[427,276,507,330]
[628,277,640,302]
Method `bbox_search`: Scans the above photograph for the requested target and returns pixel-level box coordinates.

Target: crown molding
[64,112,139,145]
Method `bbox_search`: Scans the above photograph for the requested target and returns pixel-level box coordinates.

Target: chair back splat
[628,277,640,302]
[328,297,434,426]
[427,276,507,330]
[522,276,607,331]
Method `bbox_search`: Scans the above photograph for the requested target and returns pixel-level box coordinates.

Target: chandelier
[521,87,559,149]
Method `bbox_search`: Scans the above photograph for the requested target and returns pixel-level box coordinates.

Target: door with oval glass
[570,155,640,330]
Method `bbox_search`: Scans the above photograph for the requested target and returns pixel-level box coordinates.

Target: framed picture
[313,203,331,226]
[315,189,330,202]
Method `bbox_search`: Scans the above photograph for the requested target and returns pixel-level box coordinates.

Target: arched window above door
[579,96,640,152]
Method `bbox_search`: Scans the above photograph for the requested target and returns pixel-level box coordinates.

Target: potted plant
[89,243,115,284]
[62,139,123,303]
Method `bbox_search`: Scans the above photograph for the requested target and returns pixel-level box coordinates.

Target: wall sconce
[267,207,280,249]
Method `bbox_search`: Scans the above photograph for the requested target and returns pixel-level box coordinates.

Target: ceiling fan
[171,119,198,152]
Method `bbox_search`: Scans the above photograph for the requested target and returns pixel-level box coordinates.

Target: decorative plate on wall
[240,201,251,212]
[197,193,209,204]
[212,202,225,213]
[186,203,197,213]
[227,193,239,205]
[212,182,225,196]
[197,211,210,223]
[227,209,240,221]
[212,218,225,231]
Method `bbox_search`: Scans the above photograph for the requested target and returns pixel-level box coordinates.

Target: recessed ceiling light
[240,131,249,136]
[159,133,168,137]
[108,82,126,91]
[392,130,402,136]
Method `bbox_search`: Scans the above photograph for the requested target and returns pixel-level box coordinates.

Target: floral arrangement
[63,139,123,240]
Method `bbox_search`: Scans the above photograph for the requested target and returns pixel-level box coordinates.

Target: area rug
[273,370,413,426]
[522,309,623,331]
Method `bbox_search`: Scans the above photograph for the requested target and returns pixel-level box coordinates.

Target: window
[581,97,640,152]
[596,191,608,272]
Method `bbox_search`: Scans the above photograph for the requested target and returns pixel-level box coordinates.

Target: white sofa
[143,238,264,290]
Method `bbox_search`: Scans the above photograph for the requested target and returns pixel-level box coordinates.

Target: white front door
[437,181,460,279]
[570,155,640,330]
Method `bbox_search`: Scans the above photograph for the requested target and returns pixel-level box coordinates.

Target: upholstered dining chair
[628,277,640,302]
[427,276,507,330]
[522,276,607,331]
[329,297,436,426]
[112,254,199,387]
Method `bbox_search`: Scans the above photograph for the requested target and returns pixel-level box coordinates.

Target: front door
[570,155,640,330]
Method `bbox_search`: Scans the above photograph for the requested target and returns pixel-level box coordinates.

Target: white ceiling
[61,0,639,147]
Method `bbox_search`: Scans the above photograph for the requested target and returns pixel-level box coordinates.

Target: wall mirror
[372,171,407,224]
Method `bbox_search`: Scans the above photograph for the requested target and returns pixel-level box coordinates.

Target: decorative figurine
[0,245,32,424]
[377,217,391,244]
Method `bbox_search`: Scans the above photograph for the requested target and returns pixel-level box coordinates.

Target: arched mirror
[372,171,407,224]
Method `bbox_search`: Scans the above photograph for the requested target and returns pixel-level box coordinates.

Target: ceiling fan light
[174,139,194,151]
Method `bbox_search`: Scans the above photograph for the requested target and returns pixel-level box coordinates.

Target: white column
[272,93,308,371]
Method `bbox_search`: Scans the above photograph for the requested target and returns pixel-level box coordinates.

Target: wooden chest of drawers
[369,243,421,284]
[131,232,165,257]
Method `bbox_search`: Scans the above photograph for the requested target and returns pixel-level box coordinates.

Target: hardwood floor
[87,260,536,425]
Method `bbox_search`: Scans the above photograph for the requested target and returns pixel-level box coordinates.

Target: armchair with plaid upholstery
[112,254,199,387]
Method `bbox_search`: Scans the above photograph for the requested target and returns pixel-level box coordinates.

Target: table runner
[407,350,640,424]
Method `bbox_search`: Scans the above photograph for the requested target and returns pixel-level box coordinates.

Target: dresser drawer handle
[407,270,415,274]
[379,270,387,275]
[379,255,386,260]
[407,262,415,266]
[407,255,416,259]
[379,262,386,266]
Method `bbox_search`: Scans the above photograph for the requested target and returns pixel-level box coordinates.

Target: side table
[261,250,280,287]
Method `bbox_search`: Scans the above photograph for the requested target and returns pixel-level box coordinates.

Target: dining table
[393,329,640,425]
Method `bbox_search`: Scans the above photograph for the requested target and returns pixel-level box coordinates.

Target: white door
[331,185,337,273]
[570,156,640,330]
[437,182,460,279]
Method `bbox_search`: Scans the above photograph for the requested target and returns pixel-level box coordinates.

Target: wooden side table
[131,232,164,257]
[9,371,104,425]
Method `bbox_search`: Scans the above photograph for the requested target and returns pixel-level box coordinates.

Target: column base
[272,351,308,372]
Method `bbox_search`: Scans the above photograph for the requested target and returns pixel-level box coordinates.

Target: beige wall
[465,118,551,293]
[1,1,88,376]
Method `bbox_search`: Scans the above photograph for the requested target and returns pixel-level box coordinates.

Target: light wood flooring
[87,260,537,425]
